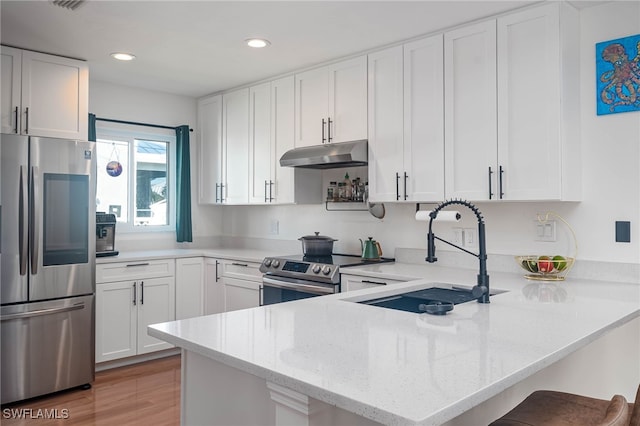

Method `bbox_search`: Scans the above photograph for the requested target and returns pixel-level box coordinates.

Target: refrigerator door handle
[30,166,39,275]
[19,166,28,276]
[1,303,85,321]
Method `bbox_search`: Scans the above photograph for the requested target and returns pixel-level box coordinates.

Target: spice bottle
[328,181,337,201]
[344,173,352,201]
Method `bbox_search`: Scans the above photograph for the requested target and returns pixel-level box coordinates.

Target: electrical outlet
[453,228,463,245]
[464,228,477,248]
[269,219,279,235]
[534,220,556,242]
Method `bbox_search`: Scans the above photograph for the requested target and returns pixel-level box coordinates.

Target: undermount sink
[358,286,505,314]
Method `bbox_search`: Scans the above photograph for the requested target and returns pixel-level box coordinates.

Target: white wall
[89,80,222,250]
[221,2,640,267]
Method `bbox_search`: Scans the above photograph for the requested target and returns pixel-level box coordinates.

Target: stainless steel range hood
[279,140,368,169]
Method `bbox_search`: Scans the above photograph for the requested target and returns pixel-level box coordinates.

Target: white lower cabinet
[204,258,262,313]
[204,258,225,315]
[341,274,406,292]
[176,257,204,320]
[96,260,176,363]
[221,260,262,312]
[224,278,260,312]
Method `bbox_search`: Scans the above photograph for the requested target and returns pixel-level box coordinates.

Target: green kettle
[360,237,383,260]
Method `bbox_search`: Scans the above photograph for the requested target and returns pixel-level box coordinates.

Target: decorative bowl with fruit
[515,255,575,281]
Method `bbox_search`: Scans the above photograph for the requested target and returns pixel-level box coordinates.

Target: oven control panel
[260,257,338,283]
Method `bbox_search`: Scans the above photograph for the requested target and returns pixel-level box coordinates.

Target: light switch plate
[269,219,279,235]
[534,220,556,242]
[464,228,477,248]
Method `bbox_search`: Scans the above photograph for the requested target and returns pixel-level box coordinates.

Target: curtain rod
[95,117,193,132]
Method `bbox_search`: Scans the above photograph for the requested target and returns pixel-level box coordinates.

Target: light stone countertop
[149,262,640,425]
[95,248,276,264]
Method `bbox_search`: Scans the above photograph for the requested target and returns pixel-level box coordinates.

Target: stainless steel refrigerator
[1,134,96,404]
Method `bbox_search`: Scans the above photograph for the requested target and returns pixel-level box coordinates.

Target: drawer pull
[126,262,150,267]
[231,262,248,267]
[362,280,387,286]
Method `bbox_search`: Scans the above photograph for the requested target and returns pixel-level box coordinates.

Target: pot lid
[299,232,337,241]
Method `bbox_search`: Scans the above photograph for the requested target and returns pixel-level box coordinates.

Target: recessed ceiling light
[110,52,136,61]
[246,38,270,48]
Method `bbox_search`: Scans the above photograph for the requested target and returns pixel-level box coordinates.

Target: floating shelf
[325,201,368,212]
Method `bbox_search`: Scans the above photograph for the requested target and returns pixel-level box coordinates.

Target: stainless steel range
[259,254,392,305]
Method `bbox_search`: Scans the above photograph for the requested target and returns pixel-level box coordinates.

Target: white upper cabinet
[403,34,445,202]
[1,46,88,139]
[444,3,579,201]
[249,82,273,203]
[367,46,404,202]
[270,76,321,204]
[368,34,445,203]
[271,77,295,204]
[444,20,497,201]
[1,46,21,135]
[496,3,580,201]
[295,56,367,147]
[223,88,250,204]
[197,77,321,206]
[198,94,223,204]
[328,57,368,144]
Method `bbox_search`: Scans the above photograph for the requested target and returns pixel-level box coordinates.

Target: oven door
[261,275,337,306]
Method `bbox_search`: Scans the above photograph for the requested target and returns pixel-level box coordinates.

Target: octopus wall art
[596,34,640,115]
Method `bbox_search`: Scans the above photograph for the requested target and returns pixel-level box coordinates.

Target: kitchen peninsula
[149,265,640,426]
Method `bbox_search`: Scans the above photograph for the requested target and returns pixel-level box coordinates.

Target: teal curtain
[88,113,96,141]
[176,125,193,242]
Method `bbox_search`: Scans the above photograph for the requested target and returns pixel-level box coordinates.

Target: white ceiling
[1,1,596,99]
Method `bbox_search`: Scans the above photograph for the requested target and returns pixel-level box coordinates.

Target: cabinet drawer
[341,274,405,292]
[97,259,175,283]
[221,260,262,282]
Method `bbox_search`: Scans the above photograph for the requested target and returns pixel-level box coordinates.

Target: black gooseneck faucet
[426,199,490,303]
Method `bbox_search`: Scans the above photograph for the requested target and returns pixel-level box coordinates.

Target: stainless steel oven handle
[262,276,335,295]
[1,303,84,321]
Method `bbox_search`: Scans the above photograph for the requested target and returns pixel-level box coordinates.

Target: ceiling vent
[51,0,86,11]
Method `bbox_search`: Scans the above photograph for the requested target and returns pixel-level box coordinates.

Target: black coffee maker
[96,212,119,257]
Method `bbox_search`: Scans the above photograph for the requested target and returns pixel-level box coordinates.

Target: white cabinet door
[224,277,260,312]
[1,47,88,139]
[367,46,404,202]
[204,258,225,315]
[1,46,21,135]
[271,75,322,205]
[96,281,137,363]
[21,50,88,140]
[249,82,273,203]
[176,257,204,320]
[198,94,223,204]
[137,276,176,355]
[327,56,368,143]
[223,88,249,204]
[404,35,445,202]
[295,66,328,148]
[497,3,567,200]
[295,56,367,148]
[271,76,295,204]
[444,20,497,201]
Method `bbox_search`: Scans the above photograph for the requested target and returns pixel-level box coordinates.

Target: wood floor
[2,355,181,426]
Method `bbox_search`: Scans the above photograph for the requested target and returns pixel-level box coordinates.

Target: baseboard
[95,348,181,372]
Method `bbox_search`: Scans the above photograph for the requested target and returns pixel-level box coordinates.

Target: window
[96,128,176,232]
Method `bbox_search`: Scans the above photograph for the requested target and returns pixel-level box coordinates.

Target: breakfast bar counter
[149,265,640,425]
